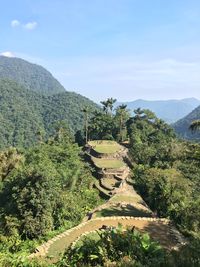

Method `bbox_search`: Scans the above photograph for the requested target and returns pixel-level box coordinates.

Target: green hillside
[0,56,65,95]
[173,105,200,141]
[0,78,99,149]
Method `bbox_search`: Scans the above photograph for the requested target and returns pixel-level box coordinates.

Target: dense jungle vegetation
[0,56,100,149]
[0,126,103,266]
[0,97,200,266]
[0,78,99,149]
[0,56,65,95]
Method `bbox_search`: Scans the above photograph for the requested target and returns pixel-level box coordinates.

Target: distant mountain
[0,78,99,149]
[0,56,65,95]
[116,98,200,123]
[0,56,101,148]
[173,105,200,141]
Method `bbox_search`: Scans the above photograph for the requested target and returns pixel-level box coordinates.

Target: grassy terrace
[109,194,144,204]
[92,157,125,169]
[88,140,122,154]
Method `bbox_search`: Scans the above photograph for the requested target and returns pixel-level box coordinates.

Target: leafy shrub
[57,225,165,267]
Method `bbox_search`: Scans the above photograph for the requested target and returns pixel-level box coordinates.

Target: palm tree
[107,97,117,113]
[116,104,127,142]
[100,100,110,114]
[189,120,200,132]
[82,107,89,143]
[100,98,117,115]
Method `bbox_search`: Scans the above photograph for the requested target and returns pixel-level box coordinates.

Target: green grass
[92,157,125,169]
[88,140,121,154]
[109,194,144,204]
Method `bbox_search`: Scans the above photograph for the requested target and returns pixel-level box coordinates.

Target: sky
[1,0,200,103]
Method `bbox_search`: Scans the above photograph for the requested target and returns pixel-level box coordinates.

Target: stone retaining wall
[29,216,172,260]
[88,145,128,160]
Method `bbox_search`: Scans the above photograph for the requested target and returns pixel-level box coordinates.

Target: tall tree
[115,104,129,142]
[100,98,117,115]
[107,97,117,114]
[100,100,110,114]
[82,107,89,143]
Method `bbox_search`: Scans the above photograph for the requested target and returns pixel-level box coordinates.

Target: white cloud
[10,20,38,31]
[11,20,20,27]
[23,21,38,30]
[0,51,15,57]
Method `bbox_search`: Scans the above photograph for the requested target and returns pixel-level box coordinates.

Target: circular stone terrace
[88,140,127,173]
[88,140,122,154]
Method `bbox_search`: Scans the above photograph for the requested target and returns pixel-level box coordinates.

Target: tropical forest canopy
[0,56,65,95]
[0,78,99,149]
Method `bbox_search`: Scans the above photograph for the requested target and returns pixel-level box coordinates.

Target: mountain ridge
[0,56,66,95]
[0,78,99,149]
[116,98,200,123]
[0,56,100,149]
[173,104,200,141]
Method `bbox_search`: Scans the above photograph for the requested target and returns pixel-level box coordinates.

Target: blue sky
[1,0,200,102]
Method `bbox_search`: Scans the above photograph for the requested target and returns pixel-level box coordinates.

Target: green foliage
[128,110,200,238]
[0,147,24,183]
[57,225,165,267]
[0,78,99,149]
[0,131,102,260]
[89,99,130,141]
[134,167,191,219]
[168,239,200,267]
[1,165,61,238]
[0,56,65,95]
[127,108,175,167]
[89,111,115,140]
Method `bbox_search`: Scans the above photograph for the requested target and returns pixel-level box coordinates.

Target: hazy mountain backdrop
[116,98,200,123]
[173,104,200,141]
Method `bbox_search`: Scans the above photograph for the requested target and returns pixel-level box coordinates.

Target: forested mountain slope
[173,104,200,141]
[116,98,200,123]
[0,79,99,149]
[0,56,65,95]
